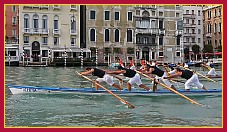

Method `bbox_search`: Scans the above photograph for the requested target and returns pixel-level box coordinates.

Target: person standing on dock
[164,67,208,91]
[106,66,151,91]
[80,67,122,90]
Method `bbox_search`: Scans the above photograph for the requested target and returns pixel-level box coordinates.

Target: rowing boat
[6,84,222,96]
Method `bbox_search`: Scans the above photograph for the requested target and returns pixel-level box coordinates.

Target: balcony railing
[53,29,60,35]
[70,29,77,35]
[136,43,157,46]
[23,28,49,35]
[135,28,159,34]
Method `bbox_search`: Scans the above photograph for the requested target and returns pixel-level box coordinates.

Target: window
[198,20,201,25]
[198,10,201,16]
[71,17,76,33]
[90,29,95,42]
[176,13,179,17]
[12,6,16,12]
[186,29,189,33]
[24,36,29,44]
[176,51,181,57]
[115,11,120,21]
[42,37,48,45]
[42,50,48,57]
[127,29,132,42]
[198,29,201,34]
[192,19,195,25]
[215,9,217,17]
[104,11,110,20]
[219,8,221,16]
[192,29,195,34]
[115,29,120,42]
[159,52,163,57]
[219,23,222,32]
[136,10,140,15]
[159,37,163,45]
[186,10,189,14]
[54,37,59,46]
[33,14,39,31]
[24,14,29,29]
[198,38,201,43]
[12,29,16,37]
[54,15,59,30]
[177,36,180,45]
[186,38,189,43]
[159,20,163,29]
[12,17,16,25]
[104,29,110,42]
[192,10,194,14]
[128,12,132,21]
[42,15,48,30]
[186,19,189,24]
[192,38,195,43]
[71,37,76,46]
[214,23,217,33]
[90,10,96,19]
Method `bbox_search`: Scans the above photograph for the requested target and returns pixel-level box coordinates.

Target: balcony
[70,29,77,35]
[176,30,183,36]
[135,28,159,34]
[53,29,60,35]
[136,42,157,46]
[183,23,196,28]
[183,14,196,18]
[183,33,196,37]
[23,28,49,35]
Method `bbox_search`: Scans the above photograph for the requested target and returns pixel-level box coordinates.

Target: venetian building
[134,5,184,64]
[18,5,82,64]
[203,5,222,53]
[86,5,135,65]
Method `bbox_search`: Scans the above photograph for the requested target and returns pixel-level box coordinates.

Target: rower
[142,64,177,91]
[80,67,122,90]
[106,66,151,91]
[164,67,208,91]
[201,61,217,77]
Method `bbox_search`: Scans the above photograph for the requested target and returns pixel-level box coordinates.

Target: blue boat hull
[6,84,222,96]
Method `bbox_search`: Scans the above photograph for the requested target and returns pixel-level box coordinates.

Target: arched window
[53,15,59,30]
[115,29,120,42]
[42,15,48,30]
[71,16,76,33]
[104,29,110,42]
[24,14,30,29]
[90,29,96,42]
[33,14,39,30]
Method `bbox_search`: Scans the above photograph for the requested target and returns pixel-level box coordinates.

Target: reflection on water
[5,67,222,127]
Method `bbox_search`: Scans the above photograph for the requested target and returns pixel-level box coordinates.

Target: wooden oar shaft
[76,71,135,109]
[136,70,203,106]
[178,65,216,82]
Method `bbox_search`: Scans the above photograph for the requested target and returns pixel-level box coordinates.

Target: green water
[5,67,222,127]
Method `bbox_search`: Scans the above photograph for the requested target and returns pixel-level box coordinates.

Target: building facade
[18,5,83,65]
[86,5,136,65]
[203,5,222,53]
[183,5,204,61]
[134,5,184,63]
[5,5,20,65]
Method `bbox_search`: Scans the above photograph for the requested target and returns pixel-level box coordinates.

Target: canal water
[5,66,222,127]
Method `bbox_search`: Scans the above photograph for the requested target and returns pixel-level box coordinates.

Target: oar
[177,65,216,83]
[135,70,204,106]
[75,71,135,109]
